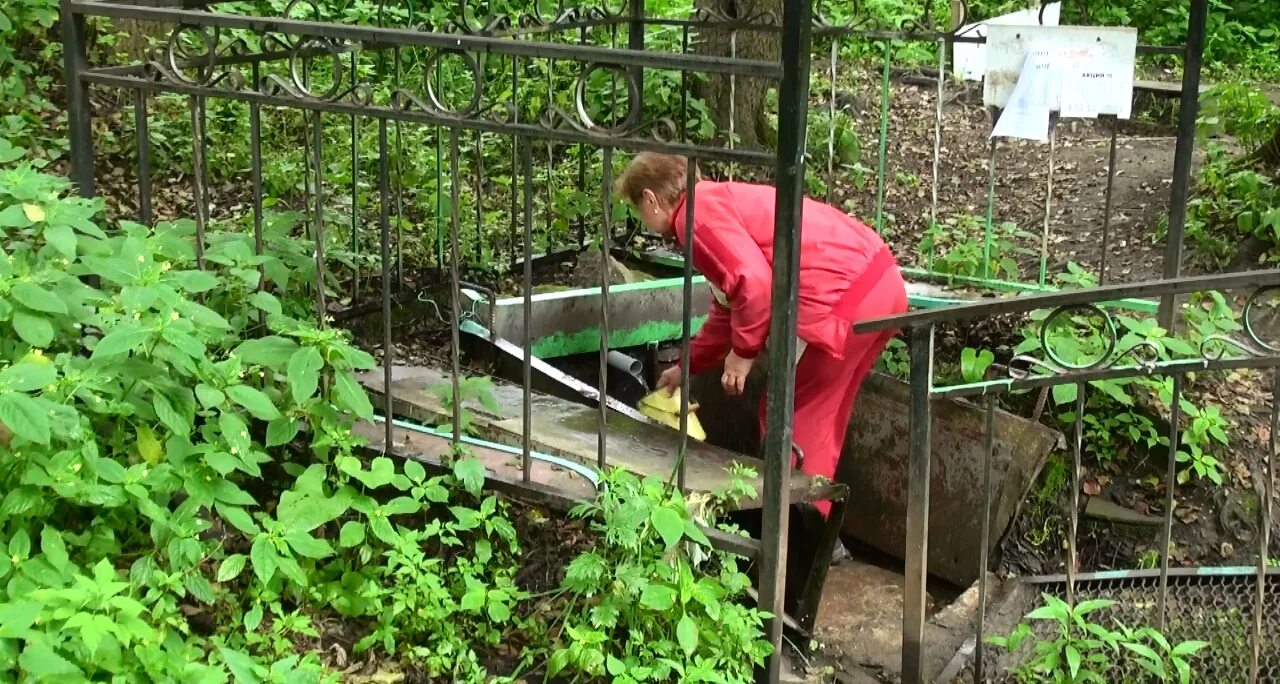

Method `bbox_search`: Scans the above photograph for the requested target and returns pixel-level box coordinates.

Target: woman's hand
[721,351,753,397]
[657,366,682,395]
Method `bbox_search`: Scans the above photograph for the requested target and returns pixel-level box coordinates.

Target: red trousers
[756,264,908,518]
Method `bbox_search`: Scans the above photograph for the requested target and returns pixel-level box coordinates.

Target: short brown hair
[614,152,696,206]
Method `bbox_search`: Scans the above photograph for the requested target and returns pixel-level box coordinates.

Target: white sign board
[952,3,1062,82]
[983,25,1138,121]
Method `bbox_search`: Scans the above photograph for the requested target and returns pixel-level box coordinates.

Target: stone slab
[690,367,1061,588]
[360,366,843,510]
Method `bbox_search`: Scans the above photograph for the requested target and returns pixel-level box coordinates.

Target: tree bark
[692,0,783,151]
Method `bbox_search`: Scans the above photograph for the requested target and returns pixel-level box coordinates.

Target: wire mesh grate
[982,572,1280,684]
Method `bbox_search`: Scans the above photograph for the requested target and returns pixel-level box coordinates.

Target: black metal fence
[856,269,1280,683]
[59,0,1276,681]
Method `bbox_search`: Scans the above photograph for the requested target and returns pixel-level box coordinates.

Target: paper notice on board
[991,42,1054,141]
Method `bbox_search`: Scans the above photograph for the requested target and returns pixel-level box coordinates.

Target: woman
[615,152,908,520]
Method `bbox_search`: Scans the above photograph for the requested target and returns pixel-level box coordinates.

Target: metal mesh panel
[983,572,1279,684]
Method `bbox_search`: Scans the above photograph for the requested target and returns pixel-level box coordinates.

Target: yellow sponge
[638,388,707,442]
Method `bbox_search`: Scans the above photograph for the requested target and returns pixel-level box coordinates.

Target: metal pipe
[61,0,94,197]
[760,1,814,678]
[606,350,643,377]
[1158,0,1210,327]
[902,324,935,683]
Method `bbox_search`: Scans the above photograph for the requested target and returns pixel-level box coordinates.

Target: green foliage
[920,214,1035,282]
[0,0,64,159]
[1181,84,1280,267]
[547,469,772,683]
[1011,279,1240,485]
[989,594,1208,684]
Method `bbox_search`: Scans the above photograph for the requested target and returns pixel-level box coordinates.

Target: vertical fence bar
[379,119,394,451]
[974,394,996,684]
[311,111,328,322]
[61,0,94,197]
[577,26,589,247]
[598,147,613,470]
[980,136,998,280]
[1157,374,1183,629]
[1038,117,1058,286]
[826,39,837,204]
[250,63,265,328]
[1067,380,1085,605]
[1099,117,1119,285]
[1159,0,1209,326]
[449,128,463,444]
[677,160,697,492]
[902,324,934,683]
[874,40,891,235]
[521,139,534,484]
[133,90,152,225]
[680,26,690,143]
[926,37,945,270]
[394,50,407,287]
[350,52,361,298]
[628,0,644,93]
[474,130,485,264]
[727,30,736,181]
[189,97,208,270]
[509,57,519,264]
[760,0,813,678]
[1253,371,1279,682]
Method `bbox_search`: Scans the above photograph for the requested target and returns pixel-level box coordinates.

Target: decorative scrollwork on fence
[1002,286,1280,384]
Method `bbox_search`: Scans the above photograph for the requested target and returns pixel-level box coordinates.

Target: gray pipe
[606,350,642,376]
[606,350,648,390]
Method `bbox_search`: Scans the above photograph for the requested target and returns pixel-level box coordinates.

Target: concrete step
[358,365,844,512]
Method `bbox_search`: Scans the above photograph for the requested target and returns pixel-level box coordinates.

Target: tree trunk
[692,0,783,151]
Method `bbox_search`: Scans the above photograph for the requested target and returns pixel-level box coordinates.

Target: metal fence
[61,0,814,679]
[855,269,1280,683]
[59,0,1275,681]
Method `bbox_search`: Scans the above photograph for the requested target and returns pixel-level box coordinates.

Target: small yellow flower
[230,447,238,455]
[162,262,171,271]
[72,463,81,472]
[10,555,18,565]
[133,312,141,320]
[137,255,145,262]
[32,349,43,357]
[170,311,179,321]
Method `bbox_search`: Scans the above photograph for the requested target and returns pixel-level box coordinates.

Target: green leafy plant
[919,215,1034,282]
[545,469,773,683]
[989,594,1208,684]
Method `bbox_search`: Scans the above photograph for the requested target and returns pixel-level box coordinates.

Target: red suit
[671,181,908,518]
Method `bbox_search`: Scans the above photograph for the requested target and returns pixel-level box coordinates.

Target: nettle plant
[1013,271,1238,485]
[0,157,369,679]
[989,594,1208,684]
[0,155,521,681]
[547,468,773,684]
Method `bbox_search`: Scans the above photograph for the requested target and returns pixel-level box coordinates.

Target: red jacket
[671,181,898,374]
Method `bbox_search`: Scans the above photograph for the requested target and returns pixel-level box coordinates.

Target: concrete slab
[360,365,844,510]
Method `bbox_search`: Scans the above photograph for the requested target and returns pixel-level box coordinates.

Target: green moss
[530,316,709,358]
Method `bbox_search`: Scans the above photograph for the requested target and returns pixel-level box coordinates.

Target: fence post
[60,0,95,197]
[903,324,935,684]
[628,0,644,94]
[1158,0,1209,326]
[759,0,813,679]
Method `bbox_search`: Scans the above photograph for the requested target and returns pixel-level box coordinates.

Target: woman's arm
[692,197,773,362]
[684,301,733,375]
